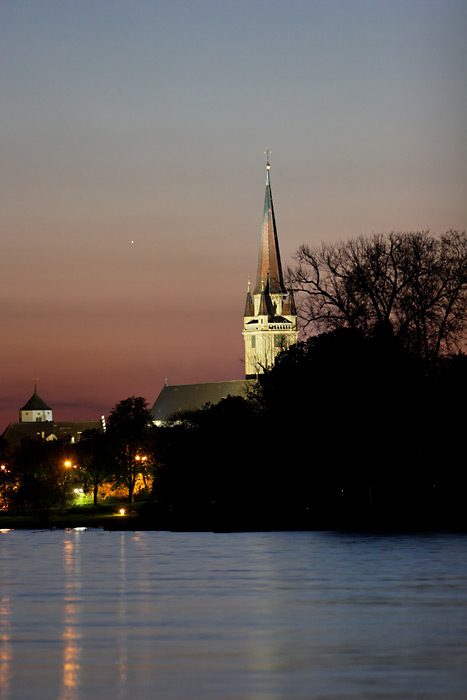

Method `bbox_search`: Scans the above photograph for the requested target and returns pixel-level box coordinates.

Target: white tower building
[243,158,298,378]
[19,385,53,422]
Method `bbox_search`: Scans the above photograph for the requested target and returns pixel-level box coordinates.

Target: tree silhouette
[251,329,432,522]
[7,438,76,511]
[76,428,110,506]
[106,397,154,503]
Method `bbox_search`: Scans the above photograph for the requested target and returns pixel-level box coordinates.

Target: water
[0,529,466,700]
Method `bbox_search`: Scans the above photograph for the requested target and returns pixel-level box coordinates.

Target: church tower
[19,383,53,423]
[243,156,298,379]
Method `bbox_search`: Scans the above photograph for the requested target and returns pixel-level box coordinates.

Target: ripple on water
[0,530,466,699]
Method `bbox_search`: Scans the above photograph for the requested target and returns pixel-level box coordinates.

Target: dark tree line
[1,438,76,510]
[153,330,467,530]
[153,396,269,528]
[1,345,466,528]
[153,231,467,529]
[0,397,156,511]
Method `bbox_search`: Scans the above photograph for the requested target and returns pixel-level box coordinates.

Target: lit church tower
[243,155,298,379]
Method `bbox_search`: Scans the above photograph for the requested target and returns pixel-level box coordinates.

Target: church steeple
[242,155,298,379]
[253,156,286,296]
[19,382,53,423]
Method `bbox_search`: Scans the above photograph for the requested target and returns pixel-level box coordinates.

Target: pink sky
[1,1,466,431]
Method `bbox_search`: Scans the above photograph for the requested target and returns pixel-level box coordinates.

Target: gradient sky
[1,0,466,431]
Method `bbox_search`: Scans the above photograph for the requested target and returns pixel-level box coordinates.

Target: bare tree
[288,231,467,369]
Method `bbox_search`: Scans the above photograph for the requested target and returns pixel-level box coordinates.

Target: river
[0,529,466,699]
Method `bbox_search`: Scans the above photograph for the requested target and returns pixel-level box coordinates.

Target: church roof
[257,284,274,317]
[253,162,286,296]
[151,380,255,424]
[245,314,292,326]
[20,390,51,412]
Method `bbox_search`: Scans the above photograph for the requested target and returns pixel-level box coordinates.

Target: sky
[1,0,466,431]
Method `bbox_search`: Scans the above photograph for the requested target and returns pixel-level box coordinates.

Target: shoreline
[1,507,466,534]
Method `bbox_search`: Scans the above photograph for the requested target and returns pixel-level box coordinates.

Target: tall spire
[253,154,286,296]
[243,155,298,379]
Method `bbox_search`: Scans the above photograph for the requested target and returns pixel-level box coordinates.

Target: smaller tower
[19,383,53,423]
[243,156,298,378]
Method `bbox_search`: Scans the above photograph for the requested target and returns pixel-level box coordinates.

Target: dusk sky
[1,0,466,431]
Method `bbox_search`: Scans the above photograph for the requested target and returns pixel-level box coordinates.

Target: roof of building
[245,313,292,326]
[244,282,254,317]
[151,380,255,423]
[253,162,286,296]
[282,290,297,316]
[2,420,103,447]
[20,390,52,412]
[257,283,275,317]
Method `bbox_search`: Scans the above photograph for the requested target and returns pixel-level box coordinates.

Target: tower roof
[282,289,297,316]
[20,390,51,412]
[253,161,286,296]
[257,281,275,318]
[244,280,254,317]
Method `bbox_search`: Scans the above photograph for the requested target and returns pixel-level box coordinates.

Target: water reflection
[0,530,465,699]
[59,534,82,700]
[0,594,11,700]
[118,531,128,695]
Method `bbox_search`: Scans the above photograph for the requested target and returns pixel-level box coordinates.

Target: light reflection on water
[59,537,81,700]
[0,530,466,699]
[0,594,11,700]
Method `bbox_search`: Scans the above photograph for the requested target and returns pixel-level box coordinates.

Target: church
[2,160,298,437]
[242,157,298,377]
[2,384,104,447]
[151,157,298,424]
